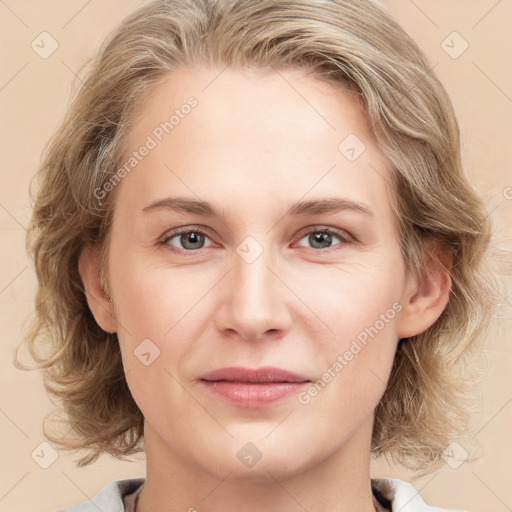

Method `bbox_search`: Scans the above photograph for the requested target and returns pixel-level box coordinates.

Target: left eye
[164,229,213,251]
[295,228,350,250]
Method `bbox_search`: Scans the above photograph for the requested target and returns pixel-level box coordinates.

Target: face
[84,67,438,483]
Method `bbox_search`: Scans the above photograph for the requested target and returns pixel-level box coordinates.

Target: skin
[79,67,451,512]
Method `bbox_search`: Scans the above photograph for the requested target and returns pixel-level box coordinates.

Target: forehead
[118,67,395,225]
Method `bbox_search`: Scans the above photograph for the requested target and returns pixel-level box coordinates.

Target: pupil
[310,232,331,248]
[181,232,204,249]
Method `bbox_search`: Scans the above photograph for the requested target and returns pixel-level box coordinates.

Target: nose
[214,243,293,341]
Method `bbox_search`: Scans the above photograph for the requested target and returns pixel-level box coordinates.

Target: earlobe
[78,245,117,333]
[397,244,452,340]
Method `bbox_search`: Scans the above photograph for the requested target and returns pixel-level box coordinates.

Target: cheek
[110,253,204,342]
[295,257,404,391]
[298,286,401,431]
[295,255,404,336]
[108,256,199,405]
[111,263,192,421]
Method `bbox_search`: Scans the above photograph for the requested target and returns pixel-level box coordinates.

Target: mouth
[200,366,311,384]
[199,366,311,408]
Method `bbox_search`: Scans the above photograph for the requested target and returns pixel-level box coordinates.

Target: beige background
[1,1,511,511]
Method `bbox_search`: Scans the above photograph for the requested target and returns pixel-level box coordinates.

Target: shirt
[57,477,467,512]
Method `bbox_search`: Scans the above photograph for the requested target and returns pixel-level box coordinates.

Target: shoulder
[372,477,471,512]
[57,478,145,512]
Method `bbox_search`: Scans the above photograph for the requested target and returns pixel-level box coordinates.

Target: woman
[20,0,499,510]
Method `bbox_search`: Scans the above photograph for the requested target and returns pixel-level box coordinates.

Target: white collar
[373,477,465,511]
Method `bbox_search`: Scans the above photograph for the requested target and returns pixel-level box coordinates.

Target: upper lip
[200,366,310,383]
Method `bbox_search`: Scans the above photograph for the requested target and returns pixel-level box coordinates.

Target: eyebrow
[287,197,374,217]
[142,196,374,218]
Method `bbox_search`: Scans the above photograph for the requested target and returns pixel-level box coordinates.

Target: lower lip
[201,380,309,408]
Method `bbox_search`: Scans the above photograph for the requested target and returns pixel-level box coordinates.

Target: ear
[78,245,117,333]
[397,241,452,339]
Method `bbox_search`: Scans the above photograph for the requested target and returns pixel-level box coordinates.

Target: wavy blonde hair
[17,0,500,470]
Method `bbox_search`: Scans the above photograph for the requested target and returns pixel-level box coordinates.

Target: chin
[194,436,320,485]
[212,458,306,485]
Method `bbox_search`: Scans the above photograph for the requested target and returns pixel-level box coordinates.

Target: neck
[137,415,378,512]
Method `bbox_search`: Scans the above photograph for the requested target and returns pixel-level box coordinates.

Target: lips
[200,366,310,384]
[199,366,311,408]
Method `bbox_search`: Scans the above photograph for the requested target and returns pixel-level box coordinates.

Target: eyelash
[158,225,354,256]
